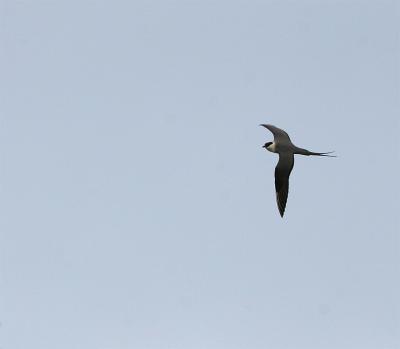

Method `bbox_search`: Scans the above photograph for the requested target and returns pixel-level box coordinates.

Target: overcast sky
[1,1,399,348]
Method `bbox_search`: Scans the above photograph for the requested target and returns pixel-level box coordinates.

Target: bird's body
[261,124,335,217]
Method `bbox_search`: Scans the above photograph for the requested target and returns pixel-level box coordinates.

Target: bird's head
[262,142,273,151]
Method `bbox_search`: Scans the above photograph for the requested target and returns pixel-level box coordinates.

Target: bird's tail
[294,147,337,157]
[307,151,336,157]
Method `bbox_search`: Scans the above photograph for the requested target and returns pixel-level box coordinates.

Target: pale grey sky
[1,1,399,348]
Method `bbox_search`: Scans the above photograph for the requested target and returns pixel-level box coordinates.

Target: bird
[260,124,335,217]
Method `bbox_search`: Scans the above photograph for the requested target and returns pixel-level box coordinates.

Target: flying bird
[260,124,335,217]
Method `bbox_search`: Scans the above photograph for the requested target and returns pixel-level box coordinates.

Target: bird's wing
[274,152,294,217]
[260,124,291,143]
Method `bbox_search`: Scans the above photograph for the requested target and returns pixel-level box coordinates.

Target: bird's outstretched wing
[260,124,291,143]
[274,153,294,217]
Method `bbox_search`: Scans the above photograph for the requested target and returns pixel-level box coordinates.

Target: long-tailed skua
[261,124,335,217]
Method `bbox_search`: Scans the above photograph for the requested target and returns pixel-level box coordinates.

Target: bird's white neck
[267,142,277,153]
